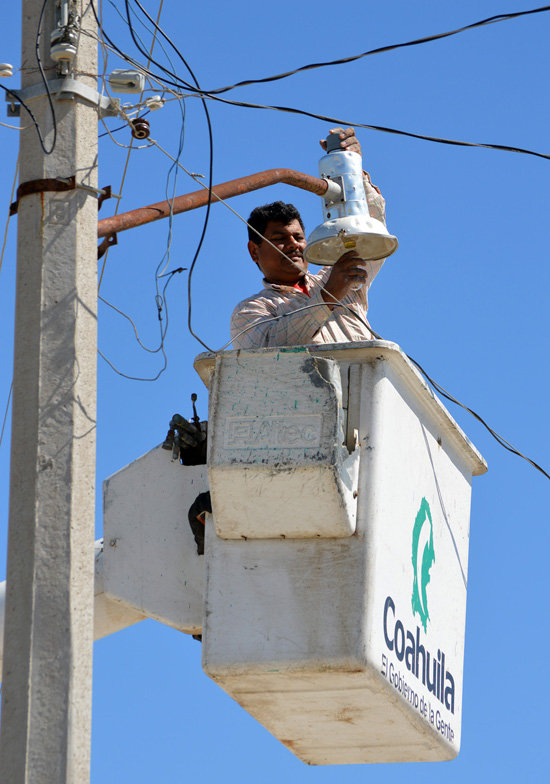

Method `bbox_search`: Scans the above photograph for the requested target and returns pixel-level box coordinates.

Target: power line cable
[202,92,550,162]
[94,3,550,100]
[124,1,189,356]
[92,2,550,161]
[89,0,196,93]
[0,119,26,131]
[0,84,55,155]
[89,28,550,163]
[120,0,216,353]
[200,4,550,95]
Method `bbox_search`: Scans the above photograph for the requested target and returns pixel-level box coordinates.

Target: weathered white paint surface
[1,449,207,681]
[207,350,359,539]
[103,446,207,634]
[93,542,146,640]
[195,342,486,765]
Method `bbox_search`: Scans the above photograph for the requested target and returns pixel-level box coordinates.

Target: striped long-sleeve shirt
[230,174,387,350]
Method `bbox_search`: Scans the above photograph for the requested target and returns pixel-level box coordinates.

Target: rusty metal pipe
[97,169,330,238]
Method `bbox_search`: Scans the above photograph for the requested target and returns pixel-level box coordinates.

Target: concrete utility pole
[0,2,98,782]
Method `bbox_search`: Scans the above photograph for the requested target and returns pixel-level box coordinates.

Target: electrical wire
[0,156,19,449]
[97,0,192,380]
[92,2,550,162]
[89,0,196,92]
[95,3,153,147]
[201,92,550,162]
[91,1,550,478]
[96,0,177,381]
[98,347,167,381]
[0,84,56,155]
[146,86,550,162]
[0,156,19,280]
[127,5,189,360]
[118,0,216,353]
[93,3,550,100]
[99,289,164,355]
[200,5,550,95]
[0,159,18,455]
[35,0,57,154]
[0,381,13,453]
[97,265,185,381]
[364,325,550,483]
[96,0,204,379]
[97,0,165,291]
[405,355,550,482]
[0,119,25,131]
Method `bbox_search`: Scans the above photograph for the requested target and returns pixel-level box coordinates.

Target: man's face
[248,219,308,286]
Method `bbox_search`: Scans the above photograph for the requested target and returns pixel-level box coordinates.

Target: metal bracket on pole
[10,178,120,216]
[5,77,118,119]
[9,176,76,215]
[97,233,117,260]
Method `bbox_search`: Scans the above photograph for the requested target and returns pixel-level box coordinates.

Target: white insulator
[0,63,14,77]
[108,69,146,94]
[145,95,165,111]
[50,26,78,63]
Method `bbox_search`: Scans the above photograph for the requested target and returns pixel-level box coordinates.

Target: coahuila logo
[381,497,456,724]
[411,497,435,632]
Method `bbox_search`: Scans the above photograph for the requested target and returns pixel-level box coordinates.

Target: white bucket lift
[194,341,486,765]
[25,340,486,765]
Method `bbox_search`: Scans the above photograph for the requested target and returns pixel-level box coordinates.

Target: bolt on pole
[0,2,98,782]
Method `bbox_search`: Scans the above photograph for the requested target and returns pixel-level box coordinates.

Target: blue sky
[1,1,549,781]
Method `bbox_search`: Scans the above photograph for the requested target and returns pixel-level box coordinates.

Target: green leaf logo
[411,498,435,632]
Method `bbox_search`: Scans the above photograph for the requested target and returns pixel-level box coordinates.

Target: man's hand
[320,127,361,156]
[321,249,367,305]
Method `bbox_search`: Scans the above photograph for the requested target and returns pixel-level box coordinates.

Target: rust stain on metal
[11,176,76,216]
[97,169,329,238]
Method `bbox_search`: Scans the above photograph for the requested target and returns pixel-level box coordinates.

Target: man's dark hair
[247,201,305,244]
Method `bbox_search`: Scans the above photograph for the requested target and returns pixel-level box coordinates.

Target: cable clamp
[10,177,121,215]
[5,77,118,118]
[10,176,76,215]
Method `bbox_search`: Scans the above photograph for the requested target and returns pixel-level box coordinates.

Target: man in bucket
[230,127,388,349]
